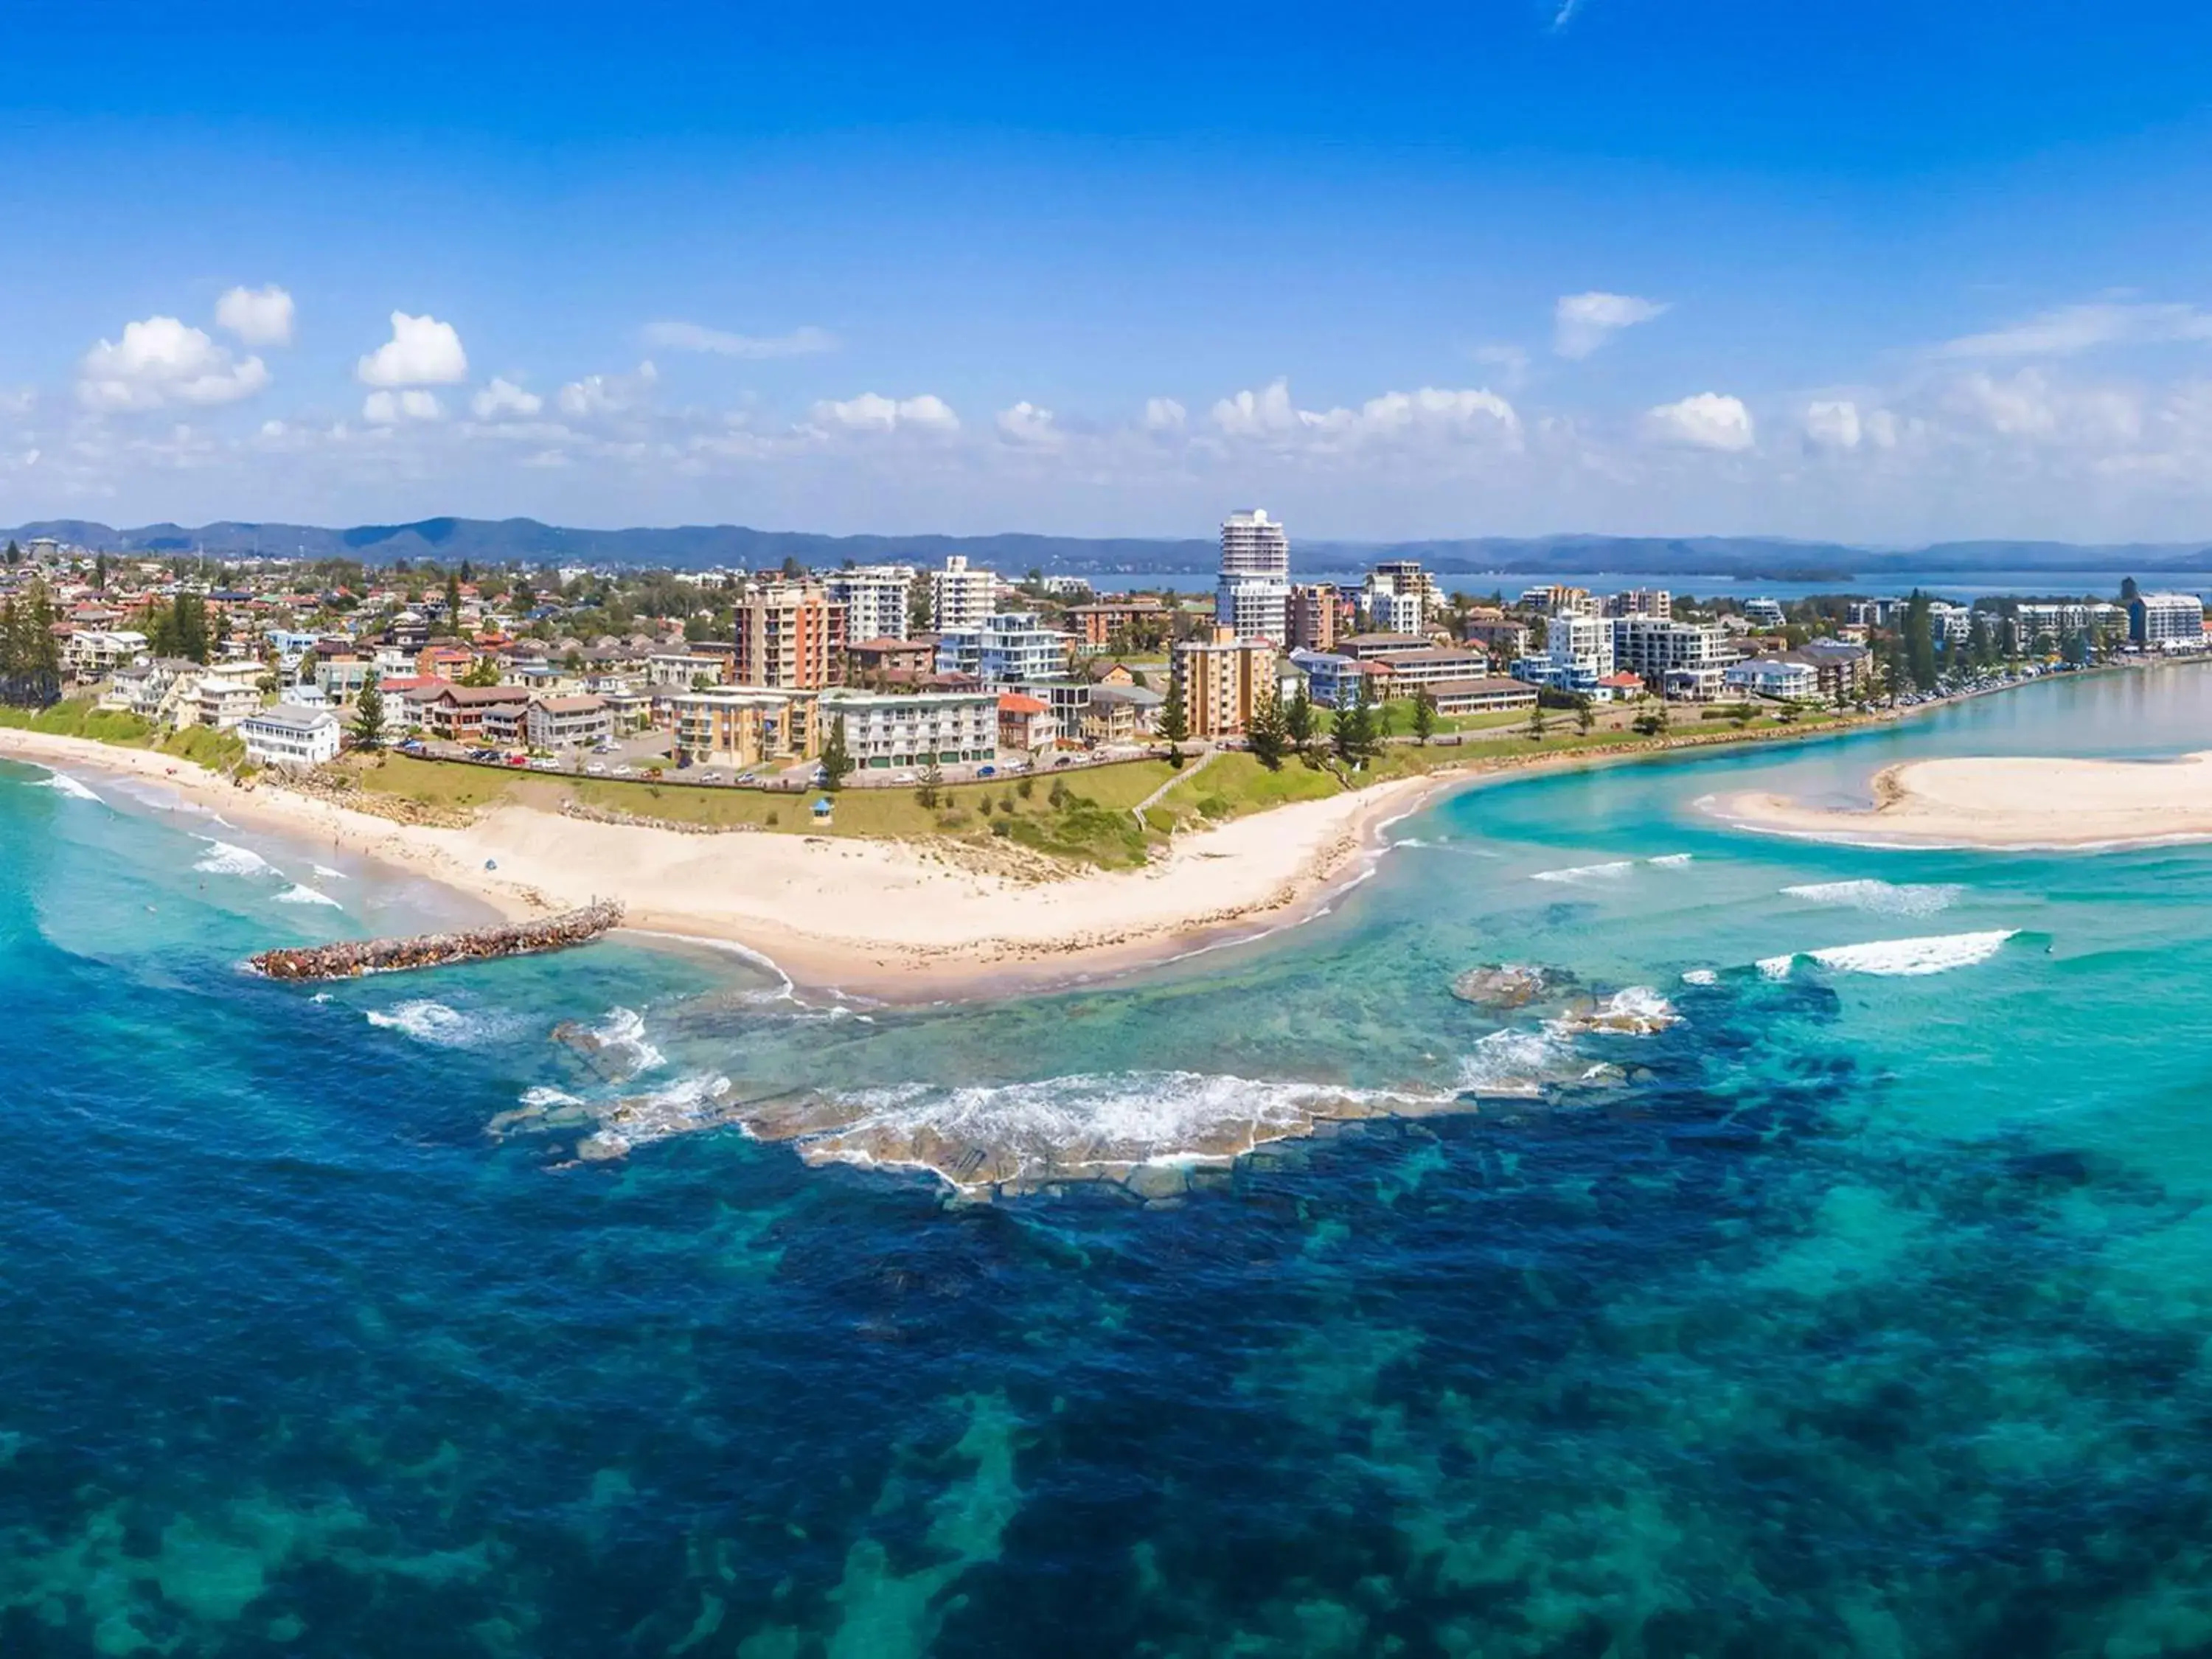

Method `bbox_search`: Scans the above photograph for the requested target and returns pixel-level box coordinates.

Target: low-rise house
[1288,648,1386,710]
[1425,677,1537,717]
[1080,682,1164,745]
[1792,639,1872,703]
[425,684,532,742]
[240,705,341,768]
[647,650,726,690]
[846,637,936,684]
[66,629,149,680]
[1371,647,1493,696]
[192,662,265,729]
[526,695,613,751]
[996,692,1060,754]
[479,702,529,748]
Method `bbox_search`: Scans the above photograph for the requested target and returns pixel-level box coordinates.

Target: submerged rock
[1450,964,1557,1009]
[1547,987,1682,1037]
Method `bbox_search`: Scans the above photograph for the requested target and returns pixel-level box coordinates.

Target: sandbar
[1716,750,2212,849]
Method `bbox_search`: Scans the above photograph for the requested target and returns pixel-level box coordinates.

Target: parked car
[976,765,996,778]
[613,765,633,777]
[585,763,606,775]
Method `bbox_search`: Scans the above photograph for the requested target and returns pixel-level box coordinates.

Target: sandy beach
[0,726,1447,998]
[1717,749,2212,849]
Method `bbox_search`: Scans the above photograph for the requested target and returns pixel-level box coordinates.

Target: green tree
[2,540,17,567]
[94,552,108,591]
[1904,591,1938,692]
[1410,686,1438,746]
[1573,695,1595,736]
[819,711,855,790]
[1967,611,1993,669]
[1246,689,1287,771]
[352,670,386,751]
[1526,699,1548,742]
[1282,680,1316,756]
[1158,667,1190,766]
[461,655,504,687]
[915,759,942,809]
[445,569,465,624]
[1332,676,1380,769]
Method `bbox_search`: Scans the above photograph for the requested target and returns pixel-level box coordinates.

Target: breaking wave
[590,1007,665,1075]
[1458,1030,1573,1097]
[1761,930,2020,980]
[1781,879,1965,919]
[1682,968,1719,986]
[365,1001,524,1047]
[1530,860,1635,884]
[1647,852,1694,867]
[273,883,341,908]
[310,864,347,881]
[193,839,279,878]
[29,771,100,802]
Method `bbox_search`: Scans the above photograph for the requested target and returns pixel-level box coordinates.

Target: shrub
[765,810,779,827]
[1017,776,1034,799]
[990,819,1011,838]
[1196,794,1231,820]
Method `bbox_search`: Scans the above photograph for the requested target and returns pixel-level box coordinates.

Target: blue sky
[7,0,2212,541]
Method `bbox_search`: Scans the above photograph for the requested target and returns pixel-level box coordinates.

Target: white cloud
[1935,302,2212,360]
[77,316,271,411]
[1646,392,1755,451]
[471,378,544,420]
[1942,368,2141,446]
[215,284,295,347]
[1142,397,1186,431]
[1212,378,1518,445]
[1804,400,1863,450]
[995,400,1060,446]
[357,311,468,386]
[1554,292,1669,360]
[557,361,657,418]
[363,389,445,424]
[808,392,960,435]
[640,321,839,358]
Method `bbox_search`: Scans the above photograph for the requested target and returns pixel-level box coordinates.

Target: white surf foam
[1458,1030,1573,1096]
[1530,860,1635,884]
[273,883,341,908]
[1647,852,1694,867]
[1759,930,2018,979]
[800,1070,1452,1181]
[28,771,100,802]
[364,1000,524,1047]
[589,1006,666,1074]
[1804,930,2019,977]
[310,864,347,881]
[1781,879,1964,919]
[193,839,279,878]
[1682,968,1719,986]
[521,1085,585,1109]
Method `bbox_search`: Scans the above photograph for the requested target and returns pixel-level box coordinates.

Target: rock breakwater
[251,901,624,981]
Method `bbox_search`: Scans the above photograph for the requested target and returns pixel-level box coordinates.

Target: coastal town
[0,512,2197,809]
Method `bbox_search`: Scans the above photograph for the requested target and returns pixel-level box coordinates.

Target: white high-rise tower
[1217,508,1291,642]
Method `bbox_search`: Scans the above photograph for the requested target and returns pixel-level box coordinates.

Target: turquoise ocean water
[8,666,2212,1655]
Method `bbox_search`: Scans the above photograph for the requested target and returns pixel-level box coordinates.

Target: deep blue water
[10,669,2212,1655]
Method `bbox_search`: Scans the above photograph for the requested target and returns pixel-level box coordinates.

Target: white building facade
[1217,508,1293,643]
[240,705,342,768]
[824,564,917,642]
[931,556,998,633]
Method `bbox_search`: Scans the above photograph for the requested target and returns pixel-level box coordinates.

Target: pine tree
[1283,681,1316,756]
[1573,695,1595,736]
[1904,591,1938,691]
[352,670,386,751]
[94,552,108,591]
[445,569,464,623]
[1158,665,1190,766]
[1526,699,1548,742]
[820,711,855,790]
[3,540,18,568]
[1246,690,1287,771]
[1332,676,1379,769]
[1410,686,1437,746]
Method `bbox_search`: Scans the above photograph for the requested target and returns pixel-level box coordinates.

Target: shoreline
[0,681,2067,1000]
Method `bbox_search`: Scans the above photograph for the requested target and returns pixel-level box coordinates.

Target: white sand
[1717,750,2212,849]
[0,728,1442,996]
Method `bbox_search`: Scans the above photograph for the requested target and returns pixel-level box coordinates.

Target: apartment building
[818,689,998,769]
[240,705,342,768]
[1288,583,1338,651]
[1611,616,1725,688]
[1362,561,1438,634]
[727,580,846,689]
[1172,627,1278,738]
[1063,595,1166,650]
[2130,592,2205,650]
[525,695,613,750]
[935,612,1070,689]
[822,564,917,642]
[671,688,819,769]
[931,555,998,633]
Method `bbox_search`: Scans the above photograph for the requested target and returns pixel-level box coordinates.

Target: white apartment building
[1549,614,1616,680]
[192,663,265,730]
[1218,509,1290,578]
[65,630,148,678]
[1741,597,1787,629]
[1612,616,1725,686]
[1725,658,1818,700]
[2132,592,2205,650]
[1215,507,1294,643]
[1217,577,1292,643]
[525,695,613,750]
[823,564,917,642]
[240,705,341,768]
[935,612,1068,688]
[1363,561,1436,635]
[2014,602,2116,645]
[820,689,999,770]
[931,555,998,633]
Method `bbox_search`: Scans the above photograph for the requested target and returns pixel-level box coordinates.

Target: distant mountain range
[10,516,2212,581]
